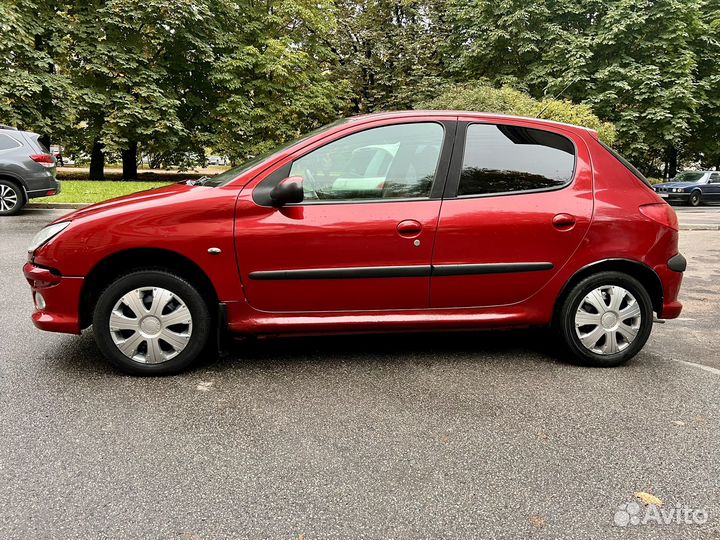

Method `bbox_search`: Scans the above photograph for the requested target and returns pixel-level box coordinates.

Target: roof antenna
[536,79,577,118]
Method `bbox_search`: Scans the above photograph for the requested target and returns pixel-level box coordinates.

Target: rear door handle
[397,219,423,237]
[552,213,576,230]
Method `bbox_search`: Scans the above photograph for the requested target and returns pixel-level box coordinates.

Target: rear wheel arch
[80,248,219,329]
[0,174,27,203]
[553,259,664,322]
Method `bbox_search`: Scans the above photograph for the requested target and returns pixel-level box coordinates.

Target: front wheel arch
[80,248,219,329]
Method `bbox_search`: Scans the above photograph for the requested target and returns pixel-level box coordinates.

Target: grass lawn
[32,180,173,205]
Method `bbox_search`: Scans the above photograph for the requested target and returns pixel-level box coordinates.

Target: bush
[418,83,616,145]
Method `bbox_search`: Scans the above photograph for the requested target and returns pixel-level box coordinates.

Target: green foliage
[2,0,720,176]
[0,0,72,138]
[211,0,351,161]
[445,0,717,173]
[421,83,616,144]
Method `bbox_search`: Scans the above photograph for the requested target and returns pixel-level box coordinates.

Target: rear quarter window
[458,124,576,196]
[0,133,21,151]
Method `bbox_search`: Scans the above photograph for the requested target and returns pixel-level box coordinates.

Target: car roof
[344,110,597,136]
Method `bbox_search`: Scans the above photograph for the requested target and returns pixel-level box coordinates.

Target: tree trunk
[668,146,678,179]
[122,141,138,180]
[662,160,669,180]
[89,141,105,180]
[39,134,51,152]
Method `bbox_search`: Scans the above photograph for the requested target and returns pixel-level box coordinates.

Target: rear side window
[0,133,21,151]
[599,141,653,188]
[458,124,575,196]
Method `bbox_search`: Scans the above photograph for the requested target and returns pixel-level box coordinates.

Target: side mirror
[270,176,304,207]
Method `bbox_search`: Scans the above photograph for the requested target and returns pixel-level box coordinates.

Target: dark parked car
[654,170,720,206]
[24,112,684,375]
[0,126,60,215]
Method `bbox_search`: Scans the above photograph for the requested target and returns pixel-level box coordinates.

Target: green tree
[0,0,72,146]
[329,0,450,112]
[211,0,351,162]
[420,82,616,143]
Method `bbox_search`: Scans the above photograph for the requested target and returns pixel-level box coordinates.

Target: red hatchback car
[24,111,685,375]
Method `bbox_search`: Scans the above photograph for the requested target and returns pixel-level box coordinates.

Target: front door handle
[552,213,576,230]
[397,219,423,237]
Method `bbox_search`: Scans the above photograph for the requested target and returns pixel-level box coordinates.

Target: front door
[235,119,455,312]
[431,120,594,308]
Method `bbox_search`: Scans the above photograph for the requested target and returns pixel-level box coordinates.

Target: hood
[52,183,199,223]
[654,182,699,189]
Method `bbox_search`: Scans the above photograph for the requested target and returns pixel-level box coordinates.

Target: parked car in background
[207,156,228,166]
[654,170,720,206]
[0,126,59,215]
[24,111,684,375]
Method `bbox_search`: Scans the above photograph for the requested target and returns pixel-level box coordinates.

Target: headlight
[28,222,71,253]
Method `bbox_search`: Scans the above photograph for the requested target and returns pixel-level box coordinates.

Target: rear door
[706,172,720,201]
[430,119,594,308]
[235,118,456,312]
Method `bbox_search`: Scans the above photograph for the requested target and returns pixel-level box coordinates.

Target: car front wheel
[557,271,653,367]
[92,270,212,375]
[0,180,24,216]
[688,190,702,207]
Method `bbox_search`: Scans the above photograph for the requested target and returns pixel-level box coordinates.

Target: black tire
[92,270,212,375]
[0,180,24,216]
[557,271,653,367]
[688,190,702,207]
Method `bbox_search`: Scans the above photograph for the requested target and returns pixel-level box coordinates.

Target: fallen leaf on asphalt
[635,492,663,506]
[196,381,214,392]
[528,515,545,529]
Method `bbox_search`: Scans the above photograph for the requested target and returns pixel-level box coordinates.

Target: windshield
[201,119,349,188]
[673,171,704,183]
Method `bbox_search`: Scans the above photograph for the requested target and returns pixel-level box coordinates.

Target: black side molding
[668,253,687,272]
[249,262,554,281]
[249,265,432,281]
[432,262,554,277]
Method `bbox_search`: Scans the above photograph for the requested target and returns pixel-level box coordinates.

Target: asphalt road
[1,208,719,539]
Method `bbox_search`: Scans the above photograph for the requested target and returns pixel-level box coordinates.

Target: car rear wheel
[557,271,653,367]
[0,180,24,216]
[92,270,212,375]
[688,190,702,207]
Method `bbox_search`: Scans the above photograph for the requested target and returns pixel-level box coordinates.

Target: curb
[27,203,90,209]
[680,225,720,231]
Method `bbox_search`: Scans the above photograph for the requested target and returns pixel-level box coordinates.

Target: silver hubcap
[109,287,192,364]
[575,285,642,355]
[0,184,18,211]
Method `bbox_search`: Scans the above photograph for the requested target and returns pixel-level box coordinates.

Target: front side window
[289,123,444,201]
[458,124,575,196]
[708,173,720,184]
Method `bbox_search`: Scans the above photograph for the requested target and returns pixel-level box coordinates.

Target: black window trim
[252,120,457,207]
[443,121,579,200]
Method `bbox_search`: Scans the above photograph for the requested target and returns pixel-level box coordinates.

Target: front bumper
[655,191,689,203]
[23,261,83,334]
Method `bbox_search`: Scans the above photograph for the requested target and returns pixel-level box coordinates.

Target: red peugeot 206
[24,112,685,375]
